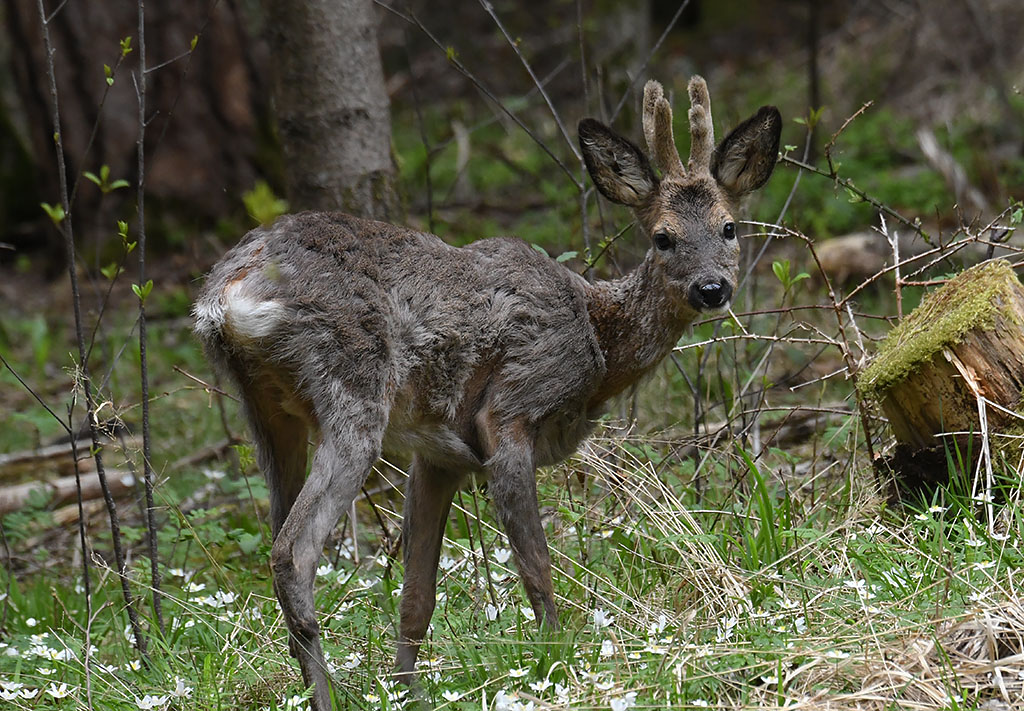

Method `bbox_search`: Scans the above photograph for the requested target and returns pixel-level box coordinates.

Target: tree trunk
[264,0,400,220]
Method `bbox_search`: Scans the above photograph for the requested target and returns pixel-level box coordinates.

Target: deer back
[194,212,605,469]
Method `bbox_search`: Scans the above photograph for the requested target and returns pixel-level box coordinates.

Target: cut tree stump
[858,259,1024,451]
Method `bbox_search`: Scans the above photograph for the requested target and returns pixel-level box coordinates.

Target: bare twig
[824,101,872,175]
[610,0,692,122]
[479,0,579,161]
[376,2,581,188]
[135,0,164,637]
[35,0,149,661]
[781,154,923,237]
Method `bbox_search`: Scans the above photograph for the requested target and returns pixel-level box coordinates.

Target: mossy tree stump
[858,260,1024,451]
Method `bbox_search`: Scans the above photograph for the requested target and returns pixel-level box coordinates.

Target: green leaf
[555,250,578,263]
[190,35,199,51]
[772,259,789,285]
[100,262,122,281]
[84,164,129,193]
[40,202,65,225]
[531,243,549,258]
[132,279,153,303]
[236,532,261,555]
[120,36,133,57]
[242,181,288,226]
[117,220,129,237]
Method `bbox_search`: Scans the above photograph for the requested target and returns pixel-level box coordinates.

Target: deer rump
[195,211,606,473]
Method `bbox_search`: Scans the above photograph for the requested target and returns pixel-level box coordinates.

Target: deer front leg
[394,456,461,680]
[486,438,559,629]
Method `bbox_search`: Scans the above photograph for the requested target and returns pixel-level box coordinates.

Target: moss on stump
[858,259,1024,450]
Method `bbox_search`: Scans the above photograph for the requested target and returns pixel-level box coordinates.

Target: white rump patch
[222,281,287,342]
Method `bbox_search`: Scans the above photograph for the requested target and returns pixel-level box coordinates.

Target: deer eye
[723,222,737,240]
[653,231,674,251]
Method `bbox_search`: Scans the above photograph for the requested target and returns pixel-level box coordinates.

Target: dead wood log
[0,439,95,480]
[0,470,135,515]
[858,259,1024,450]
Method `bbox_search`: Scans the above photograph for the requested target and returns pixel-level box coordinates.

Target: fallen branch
[0,470,135,515]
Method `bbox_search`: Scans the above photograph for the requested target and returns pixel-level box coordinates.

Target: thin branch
[35,0,149,661]
[479,0,580,161]
[824,101,873,175]
[135,0,164,636]
[610,0,692,122]
[781,154,923,237]
[0,352,71,433]
[376,1,581,188]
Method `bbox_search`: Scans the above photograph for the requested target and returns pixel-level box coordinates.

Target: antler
[686,75,715,175]
[642,80,685,178]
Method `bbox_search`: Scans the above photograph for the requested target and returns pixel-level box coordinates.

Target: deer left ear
[579,118,658,207]
[711,106,782,200]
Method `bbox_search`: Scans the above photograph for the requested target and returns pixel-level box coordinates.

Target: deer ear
[711,106,782,200]
[579,119,658,207]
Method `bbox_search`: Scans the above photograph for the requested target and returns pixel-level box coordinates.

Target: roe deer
[193,76,780,709]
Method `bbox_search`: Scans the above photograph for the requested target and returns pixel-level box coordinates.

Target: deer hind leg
[271,395,387,711]
[395,456,461,680]
[486,434,559,629]
[239,379,310,539]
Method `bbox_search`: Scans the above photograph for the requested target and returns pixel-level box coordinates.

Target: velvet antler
[642,80,685,178]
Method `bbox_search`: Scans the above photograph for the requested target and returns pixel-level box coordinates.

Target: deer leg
[395,456,461,680]
[271,403,385,711]
[242,392,309,539]
[486,440,559,629]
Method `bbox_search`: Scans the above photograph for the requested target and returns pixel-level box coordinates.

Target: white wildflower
[136,694,167,709]
[46,683,70,698]
[592,608,614,629]
[610,691,637,710]
[528,679,552,693]
[171,677,193,698]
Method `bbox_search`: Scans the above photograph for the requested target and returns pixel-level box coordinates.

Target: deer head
[578,77,781,319]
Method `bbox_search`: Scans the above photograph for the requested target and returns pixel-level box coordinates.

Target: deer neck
[585,256,692,408]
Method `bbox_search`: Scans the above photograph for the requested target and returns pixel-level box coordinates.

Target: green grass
[1,410,1020,709]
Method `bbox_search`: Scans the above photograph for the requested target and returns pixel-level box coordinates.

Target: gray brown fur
[193,76,781,709]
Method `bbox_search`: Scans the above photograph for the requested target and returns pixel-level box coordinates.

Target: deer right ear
[579,119,658,207]
[710,106,782,200]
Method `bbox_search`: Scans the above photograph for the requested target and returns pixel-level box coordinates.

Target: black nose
[688,280,733,310]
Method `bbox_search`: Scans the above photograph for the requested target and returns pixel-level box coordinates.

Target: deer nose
[689,280,733,310]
